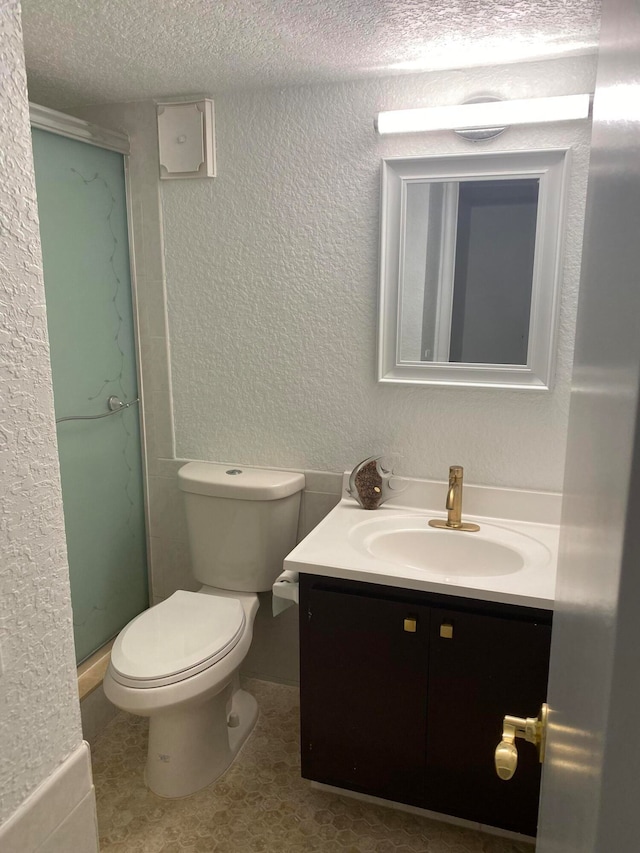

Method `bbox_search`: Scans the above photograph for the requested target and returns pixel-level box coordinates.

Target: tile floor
[92,678,534,853]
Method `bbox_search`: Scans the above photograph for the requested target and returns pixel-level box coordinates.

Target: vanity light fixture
[374,94,591,135]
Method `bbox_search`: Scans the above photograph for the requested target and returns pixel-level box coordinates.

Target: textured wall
[0,1,82,824]
[163,56,595,492]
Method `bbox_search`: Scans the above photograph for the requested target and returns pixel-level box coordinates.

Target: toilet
[103,462,305,798]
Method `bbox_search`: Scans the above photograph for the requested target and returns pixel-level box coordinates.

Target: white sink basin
[283,485,560,609]
[349,515,551,579]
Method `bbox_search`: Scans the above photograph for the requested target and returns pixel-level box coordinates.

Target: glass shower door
[32,128,148,664]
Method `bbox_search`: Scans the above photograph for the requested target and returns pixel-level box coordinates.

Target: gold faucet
[429,465,480,532]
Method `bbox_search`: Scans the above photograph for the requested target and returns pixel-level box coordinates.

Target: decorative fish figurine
[347,455,406,510]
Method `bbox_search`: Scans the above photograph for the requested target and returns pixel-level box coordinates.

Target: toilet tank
[178,463,305,592]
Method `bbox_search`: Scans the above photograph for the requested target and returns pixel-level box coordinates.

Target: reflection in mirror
[401,178,539,366]
[379,150,570,389]
[452,179,538,364]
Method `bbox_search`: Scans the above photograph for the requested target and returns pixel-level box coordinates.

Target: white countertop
[284,479,559,610]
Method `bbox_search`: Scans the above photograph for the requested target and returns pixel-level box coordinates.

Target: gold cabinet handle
[494,703,548,781]
[404,617,417,633]
[439,621,453,639]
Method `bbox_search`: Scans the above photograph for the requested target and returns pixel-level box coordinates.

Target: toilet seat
[110,590,246,689]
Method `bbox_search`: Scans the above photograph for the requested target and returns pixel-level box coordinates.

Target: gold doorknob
[494,703,548,781]
[495,739,519,780]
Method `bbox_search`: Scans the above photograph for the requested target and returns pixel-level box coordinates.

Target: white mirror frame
[378,148,571,390]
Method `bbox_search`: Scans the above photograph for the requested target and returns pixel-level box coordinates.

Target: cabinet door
[425,607,551,836]
[300,583,431,806]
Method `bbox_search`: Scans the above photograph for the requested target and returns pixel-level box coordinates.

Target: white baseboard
[0,742,98,853]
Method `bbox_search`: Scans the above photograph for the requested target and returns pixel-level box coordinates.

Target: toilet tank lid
[178,462,305,500]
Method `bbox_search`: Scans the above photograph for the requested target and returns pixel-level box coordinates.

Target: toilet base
[145,684,258,798]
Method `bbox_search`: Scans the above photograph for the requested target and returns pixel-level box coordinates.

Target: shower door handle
[55,396,139,424]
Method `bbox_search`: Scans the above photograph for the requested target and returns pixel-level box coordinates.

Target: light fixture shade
[375,94,591,135]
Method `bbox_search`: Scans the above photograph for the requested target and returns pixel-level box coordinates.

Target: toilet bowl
[104,588,259,798]
[103,463,304,798]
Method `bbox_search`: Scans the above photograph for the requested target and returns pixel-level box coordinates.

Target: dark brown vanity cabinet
[299,575,552,837]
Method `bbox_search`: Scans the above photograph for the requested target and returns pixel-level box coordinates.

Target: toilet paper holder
[272,570,299,616]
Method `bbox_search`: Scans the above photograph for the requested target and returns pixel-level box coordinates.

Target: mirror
[378,149,570,389]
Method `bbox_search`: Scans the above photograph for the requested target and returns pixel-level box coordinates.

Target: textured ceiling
[22,0,601,108]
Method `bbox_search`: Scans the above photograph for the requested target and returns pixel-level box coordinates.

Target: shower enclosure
[31,107,148,664]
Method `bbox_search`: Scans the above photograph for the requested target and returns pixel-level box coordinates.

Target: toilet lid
[111,591,245,683]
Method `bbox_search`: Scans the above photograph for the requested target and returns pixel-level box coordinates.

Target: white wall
[0,0,87,833]
[161,55,595,492]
